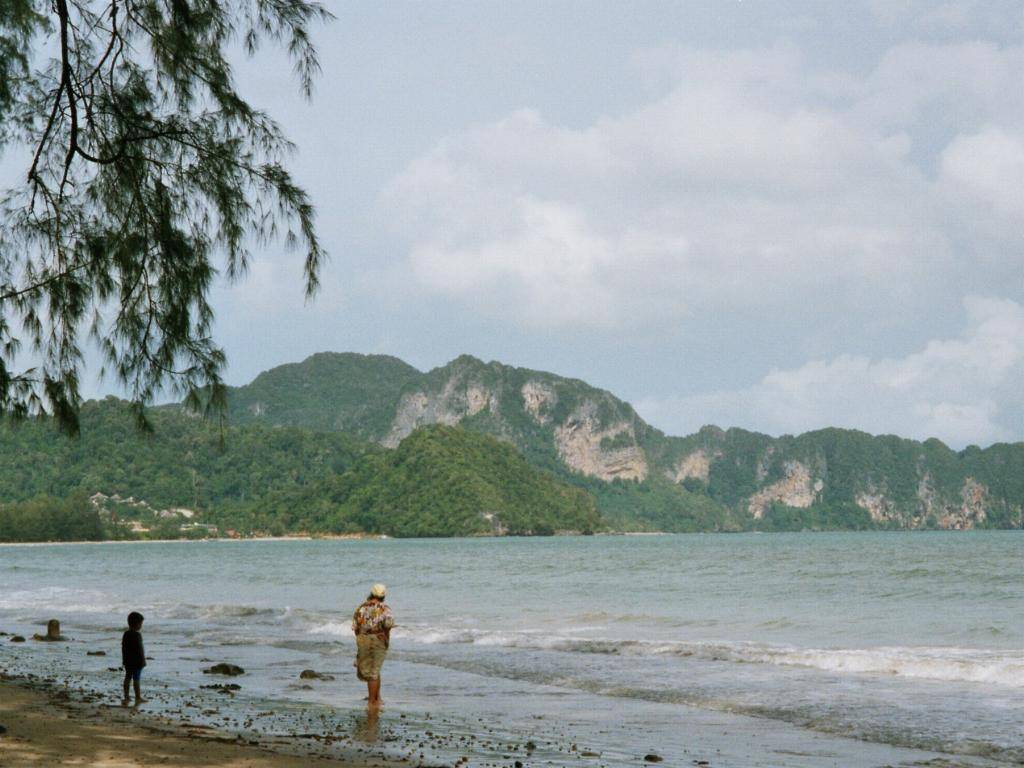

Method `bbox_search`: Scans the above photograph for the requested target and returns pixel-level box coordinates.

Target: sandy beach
[0,679,379,767]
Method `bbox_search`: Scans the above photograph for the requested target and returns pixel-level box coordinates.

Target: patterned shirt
[352,600,394,635]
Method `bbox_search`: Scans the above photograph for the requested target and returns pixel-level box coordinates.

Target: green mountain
[224,352,1024,531]
[225,352,421,440]
[0,396,603,540]
[2,351,1021,540]
[235,425,601,537]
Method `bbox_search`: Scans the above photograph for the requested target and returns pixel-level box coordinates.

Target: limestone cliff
[382,358,650,482]
[554,401,648,481]
[384,378,498,448]
[667,450,712,484]
[746,461,821,519]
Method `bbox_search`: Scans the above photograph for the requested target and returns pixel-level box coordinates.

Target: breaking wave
[313,623,1024,688]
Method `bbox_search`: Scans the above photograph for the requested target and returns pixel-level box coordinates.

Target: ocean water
[0,533,1021,766]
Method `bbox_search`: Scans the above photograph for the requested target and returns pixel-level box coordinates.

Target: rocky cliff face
[914,475,990,530]
[382,359,651,481]
[667,450,712,484]
[384,377,498,448]
[746,461,821,519]
[554,401,648,482]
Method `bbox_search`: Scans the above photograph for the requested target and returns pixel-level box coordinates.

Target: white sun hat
[371,583,387,598]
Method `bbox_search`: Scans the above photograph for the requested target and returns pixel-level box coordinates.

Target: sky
[4,1,1024,447]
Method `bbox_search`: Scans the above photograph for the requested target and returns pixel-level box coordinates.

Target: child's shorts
[124,667,143,682]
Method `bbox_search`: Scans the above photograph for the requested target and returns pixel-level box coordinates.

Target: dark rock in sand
[299,669,335,681]
[32,619,66,641]
[0,724,7,735]
[200,684,241,691]
[644,754,664,763]
[203,663,245,676]
[10,635,25,643]
[86,650,106,656]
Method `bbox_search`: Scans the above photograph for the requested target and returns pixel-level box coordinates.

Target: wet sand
[0,679,387,767]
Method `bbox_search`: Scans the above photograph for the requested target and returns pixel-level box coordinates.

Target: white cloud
[635,296,1024,447]
[384,41,1022,330]
[940,126,1024,220]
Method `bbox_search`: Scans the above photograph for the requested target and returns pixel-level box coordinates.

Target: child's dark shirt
[121,629,146,670]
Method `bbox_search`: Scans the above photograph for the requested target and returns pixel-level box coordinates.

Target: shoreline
[0,676,377,767]
[2,528,1019,546]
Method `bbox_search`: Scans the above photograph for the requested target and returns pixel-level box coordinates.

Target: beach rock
[86,650,106,656]
[32,619,66,641]
[200,684,241,691]
[0,724,6,735]
[9,635,25,643]
[644,755,664,763]
[299,669,335,681]
[203,663,245,676]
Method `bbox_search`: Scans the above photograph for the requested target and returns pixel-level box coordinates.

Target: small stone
[0,724,7,735]
[86,650,106,656]
[9,635,25,643]
[298,669,335,681]
[644,754,664,763]
[32,619,66,641]
[203,663,244,676]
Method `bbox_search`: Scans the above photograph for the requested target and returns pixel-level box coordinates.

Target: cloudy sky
[7,1,1024,447]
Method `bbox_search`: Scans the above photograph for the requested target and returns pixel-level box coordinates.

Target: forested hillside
[1,352,1022,541]
[222,352,1024,531]
[0,398,604,540]
[215,425,601,537]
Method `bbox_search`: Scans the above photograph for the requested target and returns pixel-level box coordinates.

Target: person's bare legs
[122,673,131,704]
[133,676,144,705]
[367,677,381,707]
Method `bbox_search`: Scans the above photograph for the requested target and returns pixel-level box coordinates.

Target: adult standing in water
[352,583,394,707]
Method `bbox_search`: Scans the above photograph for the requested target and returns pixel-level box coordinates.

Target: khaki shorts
[355,634,388,681]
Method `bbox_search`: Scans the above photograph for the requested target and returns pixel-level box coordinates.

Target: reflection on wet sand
[354,706,380,743]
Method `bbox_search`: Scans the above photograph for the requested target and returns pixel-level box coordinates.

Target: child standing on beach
[121,611,146,705]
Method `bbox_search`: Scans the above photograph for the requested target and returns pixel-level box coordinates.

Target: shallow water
[0,533,1021,766]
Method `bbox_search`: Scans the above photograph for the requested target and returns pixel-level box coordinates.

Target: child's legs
[124,668,142,700]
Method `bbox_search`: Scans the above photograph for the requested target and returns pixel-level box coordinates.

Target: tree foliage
[0,0,331,434]
[218,424,603,537]
[0,492,104,541]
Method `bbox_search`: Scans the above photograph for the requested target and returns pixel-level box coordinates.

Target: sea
[0,532,1021,767]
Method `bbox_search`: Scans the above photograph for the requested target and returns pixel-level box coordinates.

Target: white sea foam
[0,586,119,614]
[352,623,1024,688]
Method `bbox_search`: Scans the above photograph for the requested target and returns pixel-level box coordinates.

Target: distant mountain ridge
[224,352,1024,531]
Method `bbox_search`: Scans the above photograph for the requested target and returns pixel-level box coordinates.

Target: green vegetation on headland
[215,425,601,537]
[0,494,104,543]
[0,400,598,540]
[0,352,1021,542]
